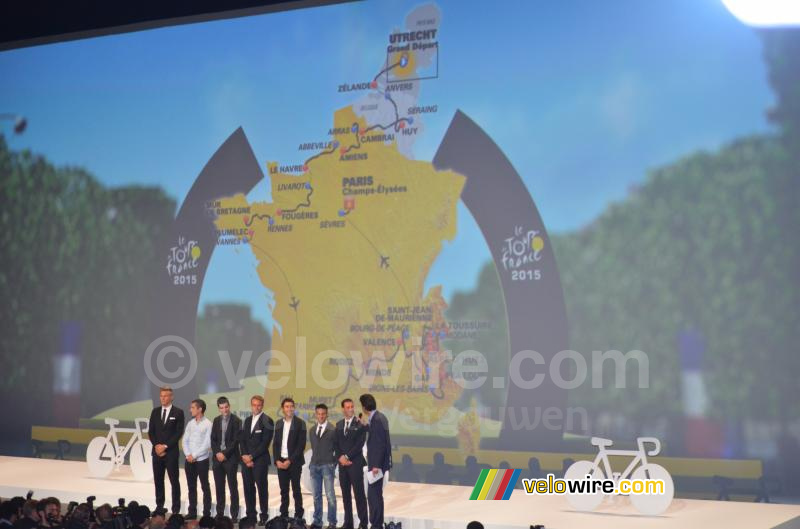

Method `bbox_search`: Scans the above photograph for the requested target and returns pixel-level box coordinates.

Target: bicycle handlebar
[638,437,661,456]
[135,418,150,433]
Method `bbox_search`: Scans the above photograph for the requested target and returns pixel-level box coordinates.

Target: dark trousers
[276,458,304,519]
[367,477,384,529]
[339,462,368,529]
[185,458,212,516]
[153,449,181,513]
[241,458,269,521]
[212,456,240,518]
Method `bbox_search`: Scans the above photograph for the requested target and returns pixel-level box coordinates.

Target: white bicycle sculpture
[86,417,152,481]
[564,436,674,515]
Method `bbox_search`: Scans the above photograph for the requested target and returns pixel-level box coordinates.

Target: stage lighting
[721,0,800,27]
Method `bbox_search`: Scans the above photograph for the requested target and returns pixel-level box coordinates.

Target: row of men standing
[147,387,392,529]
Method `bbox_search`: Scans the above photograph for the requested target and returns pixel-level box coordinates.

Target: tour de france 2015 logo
[501,225,545,281]
[166,236,201,286]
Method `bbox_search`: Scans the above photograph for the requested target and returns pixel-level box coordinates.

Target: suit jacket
[309,421,336,465]
[211,413,242,460]
[240,413,274,464]
[366,410,392,472]
[148,405,185,455]
[272,415,307,465]
[333,416,367,467]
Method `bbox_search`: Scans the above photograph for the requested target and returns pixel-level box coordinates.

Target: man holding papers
[359,394,392,529]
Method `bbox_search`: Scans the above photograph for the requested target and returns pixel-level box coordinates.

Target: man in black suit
[210,396,242,520]
[359,394,391,529]
[333,398,367,529]
[240,395,274,525]
[272,397,306,523]
[148,387,185,514]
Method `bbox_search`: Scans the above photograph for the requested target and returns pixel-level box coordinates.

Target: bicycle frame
[589,437,660,484]
[103,418,149,467]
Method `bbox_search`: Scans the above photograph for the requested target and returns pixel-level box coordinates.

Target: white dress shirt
[182,416,212,461]
[280,417,292,458]
[161,404,172,424]
[315,421,328,437]
[251,412,263,433]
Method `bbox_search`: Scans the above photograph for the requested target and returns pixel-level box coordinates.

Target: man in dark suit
[359,394,391,529]
[240,395,274,525]
[272,397,306,523]
[333,399,367,529]
[148,387,185,514]
[210,396,242,520]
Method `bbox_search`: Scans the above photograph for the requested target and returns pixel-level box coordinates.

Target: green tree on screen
[0,135,175,420]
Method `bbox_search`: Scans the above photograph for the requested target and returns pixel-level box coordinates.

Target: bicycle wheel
[629,463,674,515]
[564,460,605,511]
[129,439,153,481]
[86,437,115,478]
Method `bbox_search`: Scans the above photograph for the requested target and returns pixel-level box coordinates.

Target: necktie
[161,408,167,424]
[317,425,323,438]
[344,419,350,435]
[221,417,228,451]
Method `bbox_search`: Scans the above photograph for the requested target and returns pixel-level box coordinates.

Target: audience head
[0,501,17,523]
[9,497,25,519]
[22,500,40,522]
[198,516,215,529]
[166,513,184,529]
[150,510,167,529]
[239,518,256,529]
[130,506,150,528]
[213,517,233,529]
[95,504,112,523]
[433,452,445,465]
[67,504,91,529]
[37,497,61,525]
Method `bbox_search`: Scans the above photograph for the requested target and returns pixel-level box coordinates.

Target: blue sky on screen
[0,0,774,330]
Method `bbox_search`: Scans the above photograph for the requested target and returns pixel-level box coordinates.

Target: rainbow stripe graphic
[469,468,521,500]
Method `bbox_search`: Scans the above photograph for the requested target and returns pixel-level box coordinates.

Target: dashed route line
[247,238,300,337]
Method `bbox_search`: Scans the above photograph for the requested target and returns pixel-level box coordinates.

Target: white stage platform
[1,456,799,529]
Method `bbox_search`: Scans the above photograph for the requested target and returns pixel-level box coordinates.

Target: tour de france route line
[240,55,447,402]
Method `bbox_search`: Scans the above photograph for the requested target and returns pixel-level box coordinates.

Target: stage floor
[1,456,799,529]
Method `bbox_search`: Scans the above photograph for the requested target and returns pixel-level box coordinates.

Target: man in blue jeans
[309,403,337,529]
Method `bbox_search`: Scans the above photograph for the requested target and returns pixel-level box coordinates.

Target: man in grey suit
[309,403,337,529]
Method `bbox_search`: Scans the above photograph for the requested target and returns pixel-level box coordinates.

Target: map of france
[213,3,467,423]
